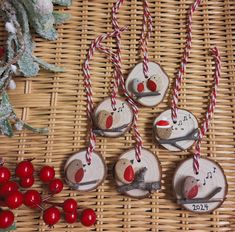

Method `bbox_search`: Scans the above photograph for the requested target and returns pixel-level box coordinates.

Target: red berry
[5,190,23,209]
[0,167,11,184]
[63,199,78,213]
[49,179,63,194]
[43,206,61,226]
[24,190,42,209]
[0,210,14,229]
[0,181,18,196]
[19,176,34,188]
[15,161,34,178]
[39,166,55,183]
[65,211,78,224]
[80,208,97,227]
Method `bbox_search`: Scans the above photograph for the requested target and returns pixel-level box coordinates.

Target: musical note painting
[93,98,134,137]
[173,158,227,213]
[153,109,199,151]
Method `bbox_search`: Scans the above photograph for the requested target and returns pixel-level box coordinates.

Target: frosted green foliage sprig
[0,223,16,232]
[0,0,71,137]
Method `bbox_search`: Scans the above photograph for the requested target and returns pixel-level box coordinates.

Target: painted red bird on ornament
[132,75,161,94]
[155,118,172,139]
[66,159,85,184]
[182,176,200,200]
[97,109,121,130]
[147,76,158,92]
[132,79,145,93]
[115,158,135,184]
[97,110,114,130]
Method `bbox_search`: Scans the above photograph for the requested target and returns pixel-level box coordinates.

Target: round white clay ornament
[93,98,133,137]
[64,150,107,191]
[125,62,169,107]
[173,157,227,213]
[114,148,161,198]
[153,109,199,151]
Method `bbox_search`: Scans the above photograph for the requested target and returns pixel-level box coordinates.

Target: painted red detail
[187,185,198,199]
[147,79,157,91]
[106,115,113,129]
[75,168,84,183]
[124,165,135,182]
[156,120,169,127]
[137,82,144,93]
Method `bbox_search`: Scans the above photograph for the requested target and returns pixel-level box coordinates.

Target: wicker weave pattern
[0,0,234,231]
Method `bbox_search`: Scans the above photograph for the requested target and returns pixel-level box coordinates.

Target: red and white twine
[98,44,143,160]
[112,0,152,79]
[111,0,143,161]
[111,0,124,111]
[193,47,221,174]
[140,0,153,78]
[171,0,202,123]
[83,0,153,162]
[83,29,125,163]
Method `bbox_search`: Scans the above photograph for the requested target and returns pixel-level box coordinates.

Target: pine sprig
[0,0,71,137]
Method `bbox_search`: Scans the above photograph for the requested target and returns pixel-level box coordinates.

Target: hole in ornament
[196,172,199,175]
[137,159,141,163]
[86,159,91,166]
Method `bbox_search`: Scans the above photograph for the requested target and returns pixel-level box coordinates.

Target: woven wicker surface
[0,0,235,231]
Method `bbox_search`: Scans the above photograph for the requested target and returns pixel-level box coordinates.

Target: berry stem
[0,200,6,206]
[43,200,63,208]
[32,200,44,211]
[42,193,55,202]
[0,158,4,166]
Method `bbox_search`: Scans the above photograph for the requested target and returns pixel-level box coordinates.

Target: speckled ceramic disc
[173,157,227,213]
[64,150,107,191]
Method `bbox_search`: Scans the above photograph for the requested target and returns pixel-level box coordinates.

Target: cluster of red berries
[0,160,97,229]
